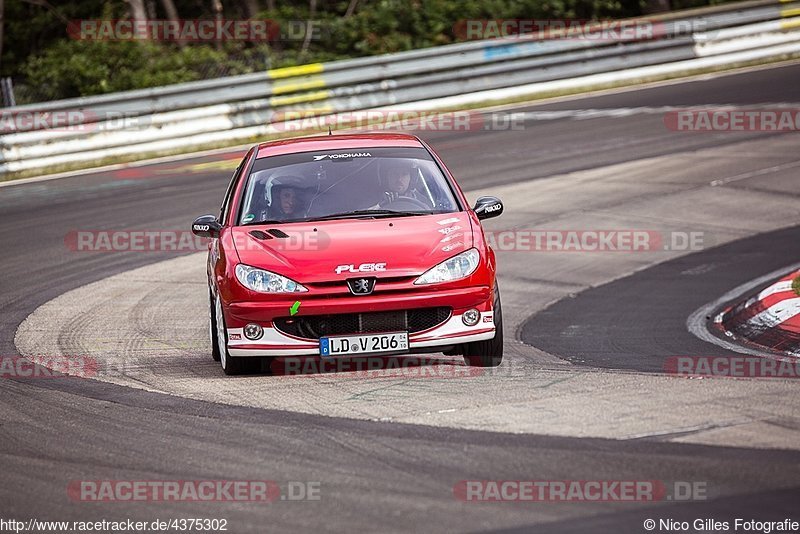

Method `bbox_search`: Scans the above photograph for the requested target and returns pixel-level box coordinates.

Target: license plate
[320,332,408,357]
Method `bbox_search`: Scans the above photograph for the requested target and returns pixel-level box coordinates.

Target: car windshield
[237,147,460,224]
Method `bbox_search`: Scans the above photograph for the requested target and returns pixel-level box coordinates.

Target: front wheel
[209,290,221,362]
[463,283,504,367]
[214,293,245,375]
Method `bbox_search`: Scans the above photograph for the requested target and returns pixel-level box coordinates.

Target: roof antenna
[328,125,332,136]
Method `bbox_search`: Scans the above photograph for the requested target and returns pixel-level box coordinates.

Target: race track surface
[522,224,800,371]
[2,63,800,532]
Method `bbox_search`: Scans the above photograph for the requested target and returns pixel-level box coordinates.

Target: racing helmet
[378,158,420,193]
[268,174,313,217]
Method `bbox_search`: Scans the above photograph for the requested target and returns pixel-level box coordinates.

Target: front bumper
[223,285,495,357]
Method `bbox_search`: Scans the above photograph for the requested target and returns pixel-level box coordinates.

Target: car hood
[232,212,474,283]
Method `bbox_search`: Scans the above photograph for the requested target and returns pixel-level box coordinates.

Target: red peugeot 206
[192,133,504,374]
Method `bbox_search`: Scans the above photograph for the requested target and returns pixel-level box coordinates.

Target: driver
[375,159,431,208]
[269,175,309,219]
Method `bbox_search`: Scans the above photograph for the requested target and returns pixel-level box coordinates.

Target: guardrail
[2,0,799,176]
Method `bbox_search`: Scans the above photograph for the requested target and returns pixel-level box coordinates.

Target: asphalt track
[2,63,800,532]
[521,224,800,371]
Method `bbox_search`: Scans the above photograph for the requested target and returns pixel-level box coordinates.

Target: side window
[219,151,251,223]
[219,166,240,223]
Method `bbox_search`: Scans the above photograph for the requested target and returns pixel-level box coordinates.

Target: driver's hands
[378,191,400,207]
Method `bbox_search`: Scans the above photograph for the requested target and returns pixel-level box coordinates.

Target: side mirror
[473,196,503,220]
[192,215,222,238]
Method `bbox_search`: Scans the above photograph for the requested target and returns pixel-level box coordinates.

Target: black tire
[463,283,504,367]
[213,293,245,375]
[209,290,221,362]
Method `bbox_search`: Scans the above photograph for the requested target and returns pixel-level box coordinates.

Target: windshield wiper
[305,210,429,222]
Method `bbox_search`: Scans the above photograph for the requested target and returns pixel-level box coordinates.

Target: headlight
[235,264,308,293]
[414,248,480,285]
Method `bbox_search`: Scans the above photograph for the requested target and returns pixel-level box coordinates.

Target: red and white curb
[715,269,800,356]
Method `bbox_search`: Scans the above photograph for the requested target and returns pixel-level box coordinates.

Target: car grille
[274,307,451,340]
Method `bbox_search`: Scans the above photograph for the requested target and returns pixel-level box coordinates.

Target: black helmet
[378,159,418,189]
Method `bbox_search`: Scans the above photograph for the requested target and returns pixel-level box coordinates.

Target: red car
[192,133,504,375]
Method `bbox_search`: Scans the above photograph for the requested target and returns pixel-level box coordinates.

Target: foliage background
[2,0,741,103]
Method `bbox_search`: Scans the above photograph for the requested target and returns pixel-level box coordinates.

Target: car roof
[255,133,424,159]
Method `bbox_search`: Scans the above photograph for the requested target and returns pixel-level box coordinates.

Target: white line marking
[709,160,800,187]
[519,103,800,122]
[686,262,800,358]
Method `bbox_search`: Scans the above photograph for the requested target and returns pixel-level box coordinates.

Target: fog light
[244,323,263,340]
[462,309,480,326]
